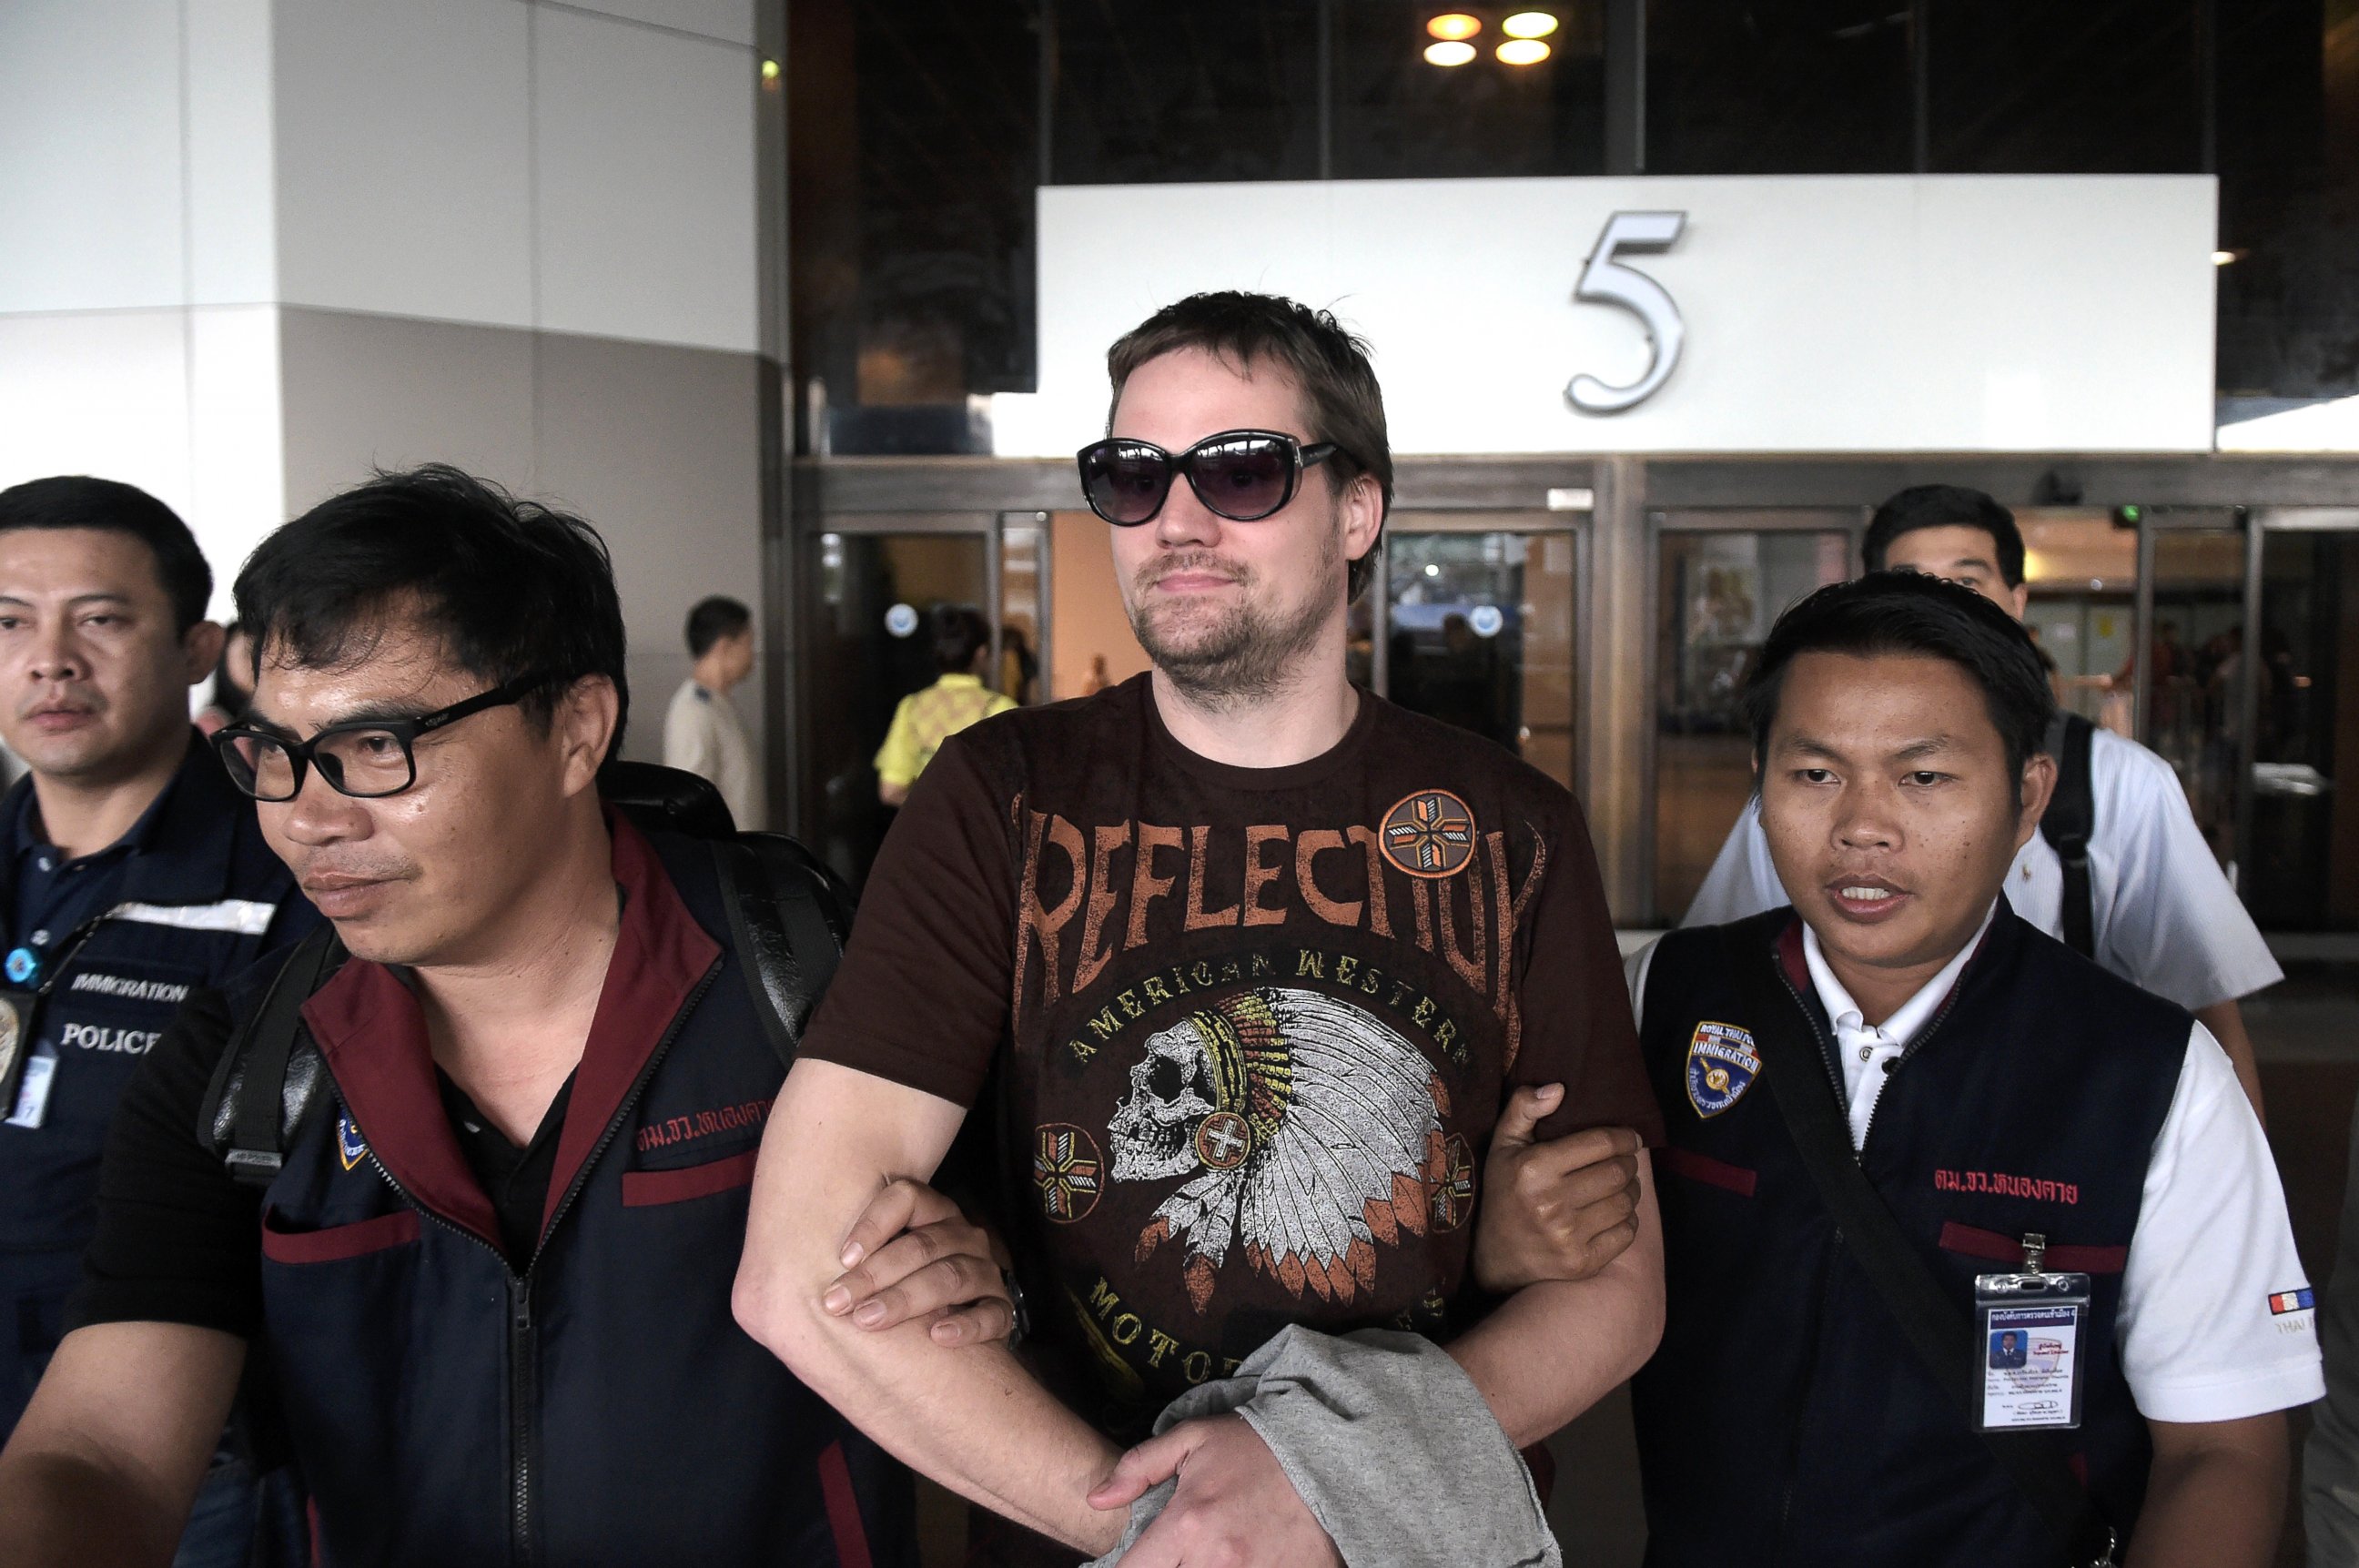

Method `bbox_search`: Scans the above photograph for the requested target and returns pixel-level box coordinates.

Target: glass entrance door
[1378,518,1583,793]
[2139,511,2251,866]
[2245,515,2359,931]
[1648,512,1861,925]
[804,521,997,888]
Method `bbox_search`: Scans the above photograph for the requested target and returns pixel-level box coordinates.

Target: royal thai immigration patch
[336,1113,369,1172]
[2270,1289,2316,1316]
[1378,790,1476,878]
[1686,1021,1762,1119]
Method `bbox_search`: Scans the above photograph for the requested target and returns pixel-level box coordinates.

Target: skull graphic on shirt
[1106,986,1451,1314]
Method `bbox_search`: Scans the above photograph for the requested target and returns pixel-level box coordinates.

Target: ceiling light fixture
[1502,12,1560,38]
[1496,37,1552,64]
[2212,249,2239,266]
[1424,39,1477,65]
[1425,13,1482,41]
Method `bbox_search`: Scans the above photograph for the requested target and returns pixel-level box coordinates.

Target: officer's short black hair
[931,604,991,674]
[1863,484,2027,588]
[0,476,213,634]
[1743,572,2056,806]
[237,465,628,752]
[684,596,752,659]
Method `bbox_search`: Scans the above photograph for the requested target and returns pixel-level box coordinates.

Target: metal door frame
[1641,507,1869,926]
[1375,510,1593,801]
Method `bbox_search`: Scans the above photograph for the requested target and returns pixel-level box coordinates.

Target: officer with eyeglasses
[0,478,317,1568]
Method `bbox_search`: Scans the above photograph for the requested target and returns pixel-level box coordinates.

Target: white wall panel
[277,309,537,513]
[273,0,533,328]
[1011,176,2220,456]
[0,307,287,620]
[186,0,279,307]
[185,306,286,612]
[552,0,756,48]
[0,0,187,313]
[532,7,758,352]
[532,333,763,770]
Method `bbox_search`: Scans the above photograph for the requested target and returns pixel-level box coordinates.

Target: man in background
[664,592,761,829]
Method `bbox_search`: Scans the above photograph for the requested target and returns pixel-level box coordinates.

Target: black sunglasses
[1076,429,1354,527]
[214,670,565,802]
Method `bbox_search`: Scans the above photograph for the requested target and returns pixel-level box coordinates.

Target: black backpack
[2037,712,2098,960]
[199,763,854,1186]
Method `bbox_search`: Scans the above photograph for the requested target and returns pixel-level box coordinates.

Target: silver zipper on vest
[342,955,721,1568]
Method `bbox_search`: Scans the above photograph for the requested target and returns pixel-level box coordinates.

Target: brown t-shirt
[802,674,1662,1437]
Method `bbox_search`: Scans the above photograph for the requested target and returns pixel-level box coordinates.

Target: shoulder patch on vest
[337,1114,369,1172]
[1378,790,1476,878]
[1686,1021,1762,1118]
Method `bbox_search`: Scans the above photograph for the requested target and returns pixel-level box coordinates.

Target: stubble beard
[1128,524,1346,713]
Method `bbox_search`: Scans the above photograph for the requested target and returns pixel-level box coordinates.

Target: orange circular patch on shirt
[1194,1111,1252,1170]
[1378,789,1478,878]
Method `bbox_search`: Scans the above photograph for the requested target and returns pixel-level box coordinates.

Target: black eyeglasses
[1076,430,1354,527]
[213,670,564,802]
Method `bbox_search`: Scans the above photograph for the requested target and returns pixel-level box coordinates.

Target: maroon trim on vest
[303,957,505,1250]
[541,813,722,1241]
[1938,1221,2128,1277]
[1776,917,1809,991]
[621,1149,758,1208]
[817,1440,875,1568]
[1659,1146,1759,1199]
[259,1206,421,1264]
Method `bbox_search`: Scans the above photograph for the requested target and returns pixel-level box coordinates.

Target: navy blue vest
[1633,904,2187,1567]
[248,818,911,1568]
[0,733,309,1255]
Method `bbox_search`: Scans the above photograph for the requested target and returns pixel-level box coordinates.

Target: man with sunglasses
[0,466,1018,1567]
[0,478,313,1568]
[738,291,1665,1565]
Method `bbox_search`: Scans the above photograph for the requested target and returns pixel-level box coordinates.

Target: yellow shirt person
[876,606,1017,804]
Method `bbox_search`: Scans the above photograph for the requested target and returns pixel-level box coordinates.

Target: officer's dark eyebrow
[0,591,136,611]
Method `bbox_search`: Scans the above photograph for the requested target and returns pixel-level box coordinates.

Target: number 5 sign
[1566,210,1687,415]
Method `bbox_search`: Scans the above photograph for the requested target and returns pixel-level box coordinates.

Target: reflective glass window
[1926,0,2204,172]
[1048,1,1321,184]
[1383,529,1582,791]
[1645,1,1911,174]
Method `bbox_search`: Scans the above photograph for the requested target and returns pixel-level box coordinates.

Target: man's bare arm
[0,1321,246,1568]
[2193,1000,2265,1122]
[734,1058,1124,1553]
[2128,1412,2286,1568]
[1447,1153,1665,1447]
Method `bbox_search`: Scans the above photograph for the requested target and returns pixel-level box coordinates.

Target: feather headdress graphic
[1106,986,1450,1314]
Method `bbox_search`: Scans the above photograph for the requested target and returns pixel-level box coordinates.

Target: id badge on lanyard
[0,988,46,1128]
[1975,1232,2091,1431]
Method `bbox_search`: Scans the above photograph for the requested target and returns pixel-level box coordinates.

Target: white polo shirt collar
[1799,901,1998,1148]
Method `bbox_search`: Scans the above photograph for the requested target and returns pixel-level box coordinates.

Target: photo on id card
[1977,1272,2091,1431]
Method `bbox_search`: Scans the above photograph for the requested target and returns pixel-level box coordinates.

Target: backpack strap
[2038,713,2098,959]
[199,924,345,1187]
[710,833,855,1068]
